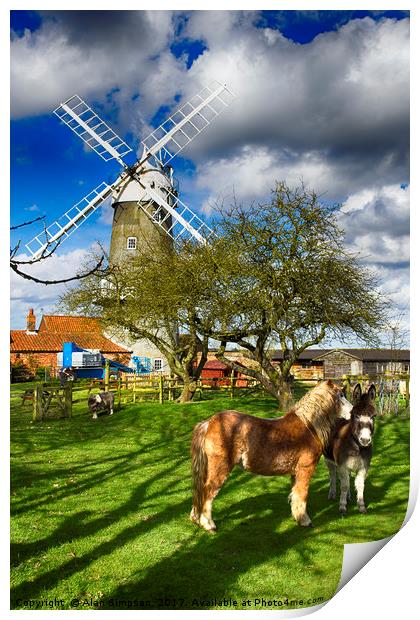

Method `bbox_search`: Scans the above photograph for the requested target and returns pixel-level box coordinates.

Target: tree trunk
[276,366,295,411]
[215,345,294,410]
[177,377,197,403]
[262,375,293,411]
[277,382,293,411]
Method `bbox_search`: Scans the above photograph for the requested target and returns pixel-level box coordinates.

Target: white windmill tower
[24,81,234,372]
[25,81,234,264]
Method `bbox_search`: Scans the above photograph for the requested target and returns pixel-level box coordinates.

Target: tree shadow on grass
[11,433,188,517]
[11,445,192,567]
[10,457,192,605]
[10,403,409,609]
[10,457,409,609]
[102,462,410,611]
[101,497,349,608]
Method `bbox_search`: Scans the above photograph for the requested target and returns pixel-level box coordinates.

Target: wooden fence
[27,371,259,421]
[29,384,73,422]
[26,371,408,421]
[299,373,410,413]
[82,371,258,404]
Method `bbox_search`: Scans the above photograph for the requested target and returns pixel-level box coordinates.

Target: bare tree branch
[10,218,106,285]
[10,255,106,285]
[10,215,45,231]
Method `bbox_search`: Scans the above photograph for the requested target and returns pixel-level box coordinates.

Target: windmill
[25,81,234,265]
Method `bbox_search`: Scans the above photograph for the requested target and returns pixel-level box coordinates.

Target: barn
[199,358,249,387]
[10,309,131,381]
[271,348,410,380]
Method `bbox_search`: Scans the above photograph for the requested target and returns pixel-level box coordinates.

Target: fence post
[196,380,202,401]
[104,359,110,391]
[118,377,122,410]
[33,384,43,422]
[230,370,235,399]
[64,383,73,418]
[159,374,164,404]
[342,375,351,400]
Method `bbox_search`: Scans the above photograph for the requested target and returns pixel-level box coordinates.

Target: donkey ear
[352,383,362,404]
[367,384,376,402]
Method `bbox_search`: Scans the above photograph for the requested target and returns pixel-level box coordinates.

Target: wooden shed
[271,348,410,380]
[314,349,410,378]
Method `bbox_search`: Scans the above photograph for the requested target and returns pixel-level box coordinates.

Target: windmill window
[154,358,163,372]
[127,237,137,250]
[152,210,164,223]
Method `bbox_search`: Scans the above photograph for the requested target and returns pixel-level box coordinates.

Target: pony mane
[292,381,338,449]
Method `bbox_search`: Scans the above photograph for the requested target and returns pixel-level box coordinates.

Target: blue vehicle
[57,342,134,379]
[131,356,152,375]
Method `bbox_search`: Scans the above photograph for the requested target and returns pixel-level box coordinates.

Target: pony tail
[191,420,209,514]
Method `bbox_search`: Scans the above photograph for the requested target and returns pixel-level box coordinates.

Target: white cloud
[195,146,343,212]
[181,15,409,173]
[98,197,114,226]
[372,263,410,323]
[11,13,409,213]
[12,13,409,194]
[341,184,409,264]
[10,248,97,329]
[10,12,184,121]
[10,11,410,331]
[339,184,410,326]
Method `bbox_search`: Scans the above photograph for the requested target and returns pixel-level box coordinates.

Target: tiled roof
[203,359,229,370]
[320,349,410,361]
[10,330,130,354]
[11,313,130,354]
[38,315,102,333]
[271,349,330,361]
[271,348,410,362]
[203,358,246,370]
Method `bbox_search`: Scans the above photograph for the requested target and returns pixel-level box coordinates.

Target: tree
[59,244,216,402]
[60,181,387,408]
[201,182,387,407]
[10,216,106,284]
[381,314,410,373]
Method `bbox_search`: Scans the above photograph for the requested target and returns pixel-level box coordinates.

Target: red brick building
[10,309,131,380]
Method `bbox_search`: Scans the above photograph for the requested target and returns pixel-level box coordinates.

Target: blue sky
[10,10,410,335]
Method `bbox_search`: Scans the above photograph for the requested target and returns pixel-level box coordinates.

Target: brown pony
[190,380,353,531]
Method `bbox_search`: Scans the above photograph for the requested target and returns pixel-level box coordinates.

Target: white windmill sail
[25,182,113,259]
[53,95,132,166]
[141,81,234,167]
[24,82,234,258]
[137,182,213,244]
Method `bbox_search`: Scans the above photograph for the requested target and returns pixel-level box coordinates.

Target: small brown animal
[324,383,376,514]
[190,380,352,532]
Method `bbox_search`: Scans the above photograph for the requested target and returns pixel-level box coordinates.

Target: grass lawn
[10,382,410,610]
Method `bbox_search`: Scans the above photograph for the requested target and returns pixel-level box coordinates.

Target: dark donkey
[324,383,376,514]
